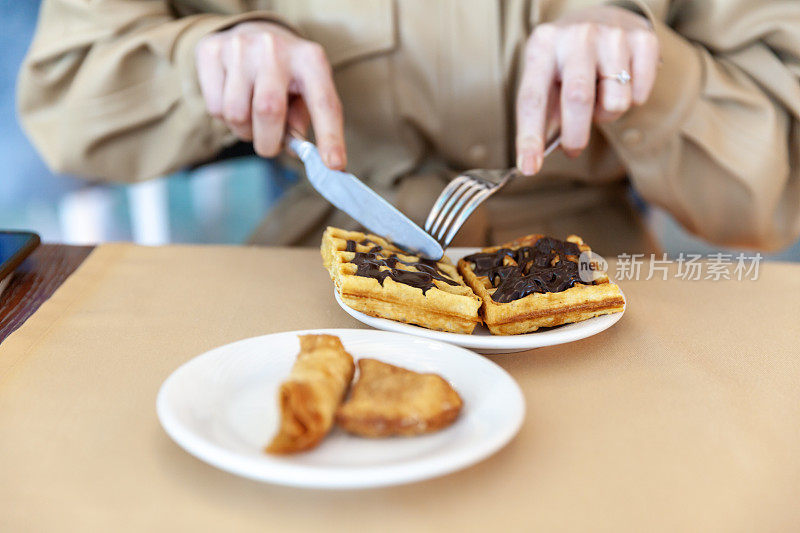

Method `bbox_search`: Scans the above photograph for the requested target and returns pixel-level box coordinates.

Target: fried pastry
[457,234,625,335]
[335,359,463,437]
[322,226,481,334]
[266,334,355,454]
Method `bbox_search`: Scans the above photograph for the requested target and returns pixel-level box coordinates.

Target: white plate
[157,329,524,489]
[335,247,626,354]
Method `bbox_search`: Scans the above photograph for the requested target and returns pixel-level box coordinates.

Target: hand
[516,6,659,174]
[195,21,346,169]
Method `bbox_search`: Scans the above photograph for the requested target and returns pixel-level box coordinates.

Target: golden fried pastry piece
[322,226,481,334]
[457,234,625,335]
[266,334,355,454]
[336,359,463,437]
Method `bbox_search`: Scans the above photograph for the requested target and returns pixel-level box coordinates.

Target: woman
[18,0,800,255]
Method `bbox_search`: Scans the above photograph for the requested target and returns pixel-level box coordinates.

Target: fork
[424,132,561,250]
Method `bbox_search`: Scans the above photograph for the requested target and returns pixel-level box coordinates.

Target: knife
[287,134,444,260]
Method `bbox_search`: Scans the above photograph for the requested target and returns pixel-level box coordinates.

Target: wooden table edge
[0,243,94,344]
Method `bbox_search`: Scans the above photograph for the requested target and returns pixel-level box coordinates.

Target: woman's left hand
[516,6,659,174]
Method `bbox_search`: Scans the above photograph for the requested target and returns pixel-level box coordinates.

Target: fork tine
[434,182,487,240]
[429,179,484,238]
[435,182,486,241]
[441,188,495,248]
[423,133,561,249]
[424,176,467,232]
[424,176,471,233]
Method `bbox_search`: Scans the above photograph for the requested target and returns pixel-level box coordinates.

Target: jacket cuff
[605,0,657,26]
[597,18,703,210]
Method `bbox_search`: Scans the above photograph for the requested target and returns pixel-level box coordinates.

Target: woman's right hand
[195,21,347,169]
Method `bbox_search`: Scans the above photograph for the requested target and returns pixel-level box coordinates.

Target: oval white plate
[157,329,524,489]
[334,247,625,354]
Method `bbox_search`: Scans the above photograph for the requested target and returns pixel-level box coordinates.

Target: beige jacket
[17,0,800,254]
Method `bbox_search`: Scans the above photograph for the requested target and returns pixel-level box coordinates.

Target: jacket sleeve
[17,1,286,183]
[600,0,800,250]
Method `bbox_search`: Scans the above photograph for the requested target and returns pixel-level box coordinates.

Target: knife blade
[287,136,444,260]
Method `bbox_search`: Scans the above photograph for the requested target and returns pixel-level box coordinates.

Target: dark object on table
[0,243,93,344]
[0,231,40,283]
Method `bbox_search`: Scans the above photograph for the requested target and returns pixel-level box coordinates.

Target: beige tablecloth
[1,244,798,532]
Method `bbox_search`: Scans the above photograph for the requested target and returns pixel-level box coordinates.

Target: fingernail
[518,154,537,176]
[326,148,344,169]
[533,154,543,173]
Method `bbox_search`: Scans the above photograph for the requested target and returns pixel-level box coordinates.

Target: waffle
[322,227,481,334]
[457,234,625,335]
[336,359,463,437]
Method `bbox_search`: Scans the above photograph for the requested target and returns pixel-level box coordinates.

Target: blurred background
[5,2,800,259]
[3,1,298,247]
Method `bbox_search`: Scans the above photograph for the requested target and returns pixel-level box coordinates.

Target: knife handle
[284,127,309,157]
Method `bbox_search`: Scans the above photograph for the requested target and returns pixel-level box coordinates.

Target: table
[0,244,93,344]
[1,243,798,532]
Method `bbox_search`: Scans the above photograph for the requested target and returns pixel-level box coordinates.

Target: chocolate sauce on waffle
[345,239,458,294]
[463,237,587,303]
[345,238,382,254]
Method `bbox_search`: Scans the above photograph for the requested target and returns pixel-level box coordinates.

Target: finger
[546,81,562,141]
[222,34,254,141]
[287,97,311,137]
[558,25,597,156]
[252,35,289,157]
[595,27,631,123]
[252,74,288,157]
[290,42,346,170]
[628,29,659,105]
[516,25,557,175]
[196,37,225,117]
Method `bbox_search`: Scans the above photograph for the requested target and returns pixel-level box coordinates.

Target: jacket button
[621,128,643,147]
[467,144,488,165]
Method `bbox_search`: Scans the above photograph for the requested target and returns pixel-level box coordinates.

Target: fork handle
[284,127,309,158]
[543,131,562,158]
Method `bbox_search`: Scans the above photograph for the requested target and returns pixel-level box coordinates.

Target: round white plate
[157,329,524,489]
[334,247,625,354]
